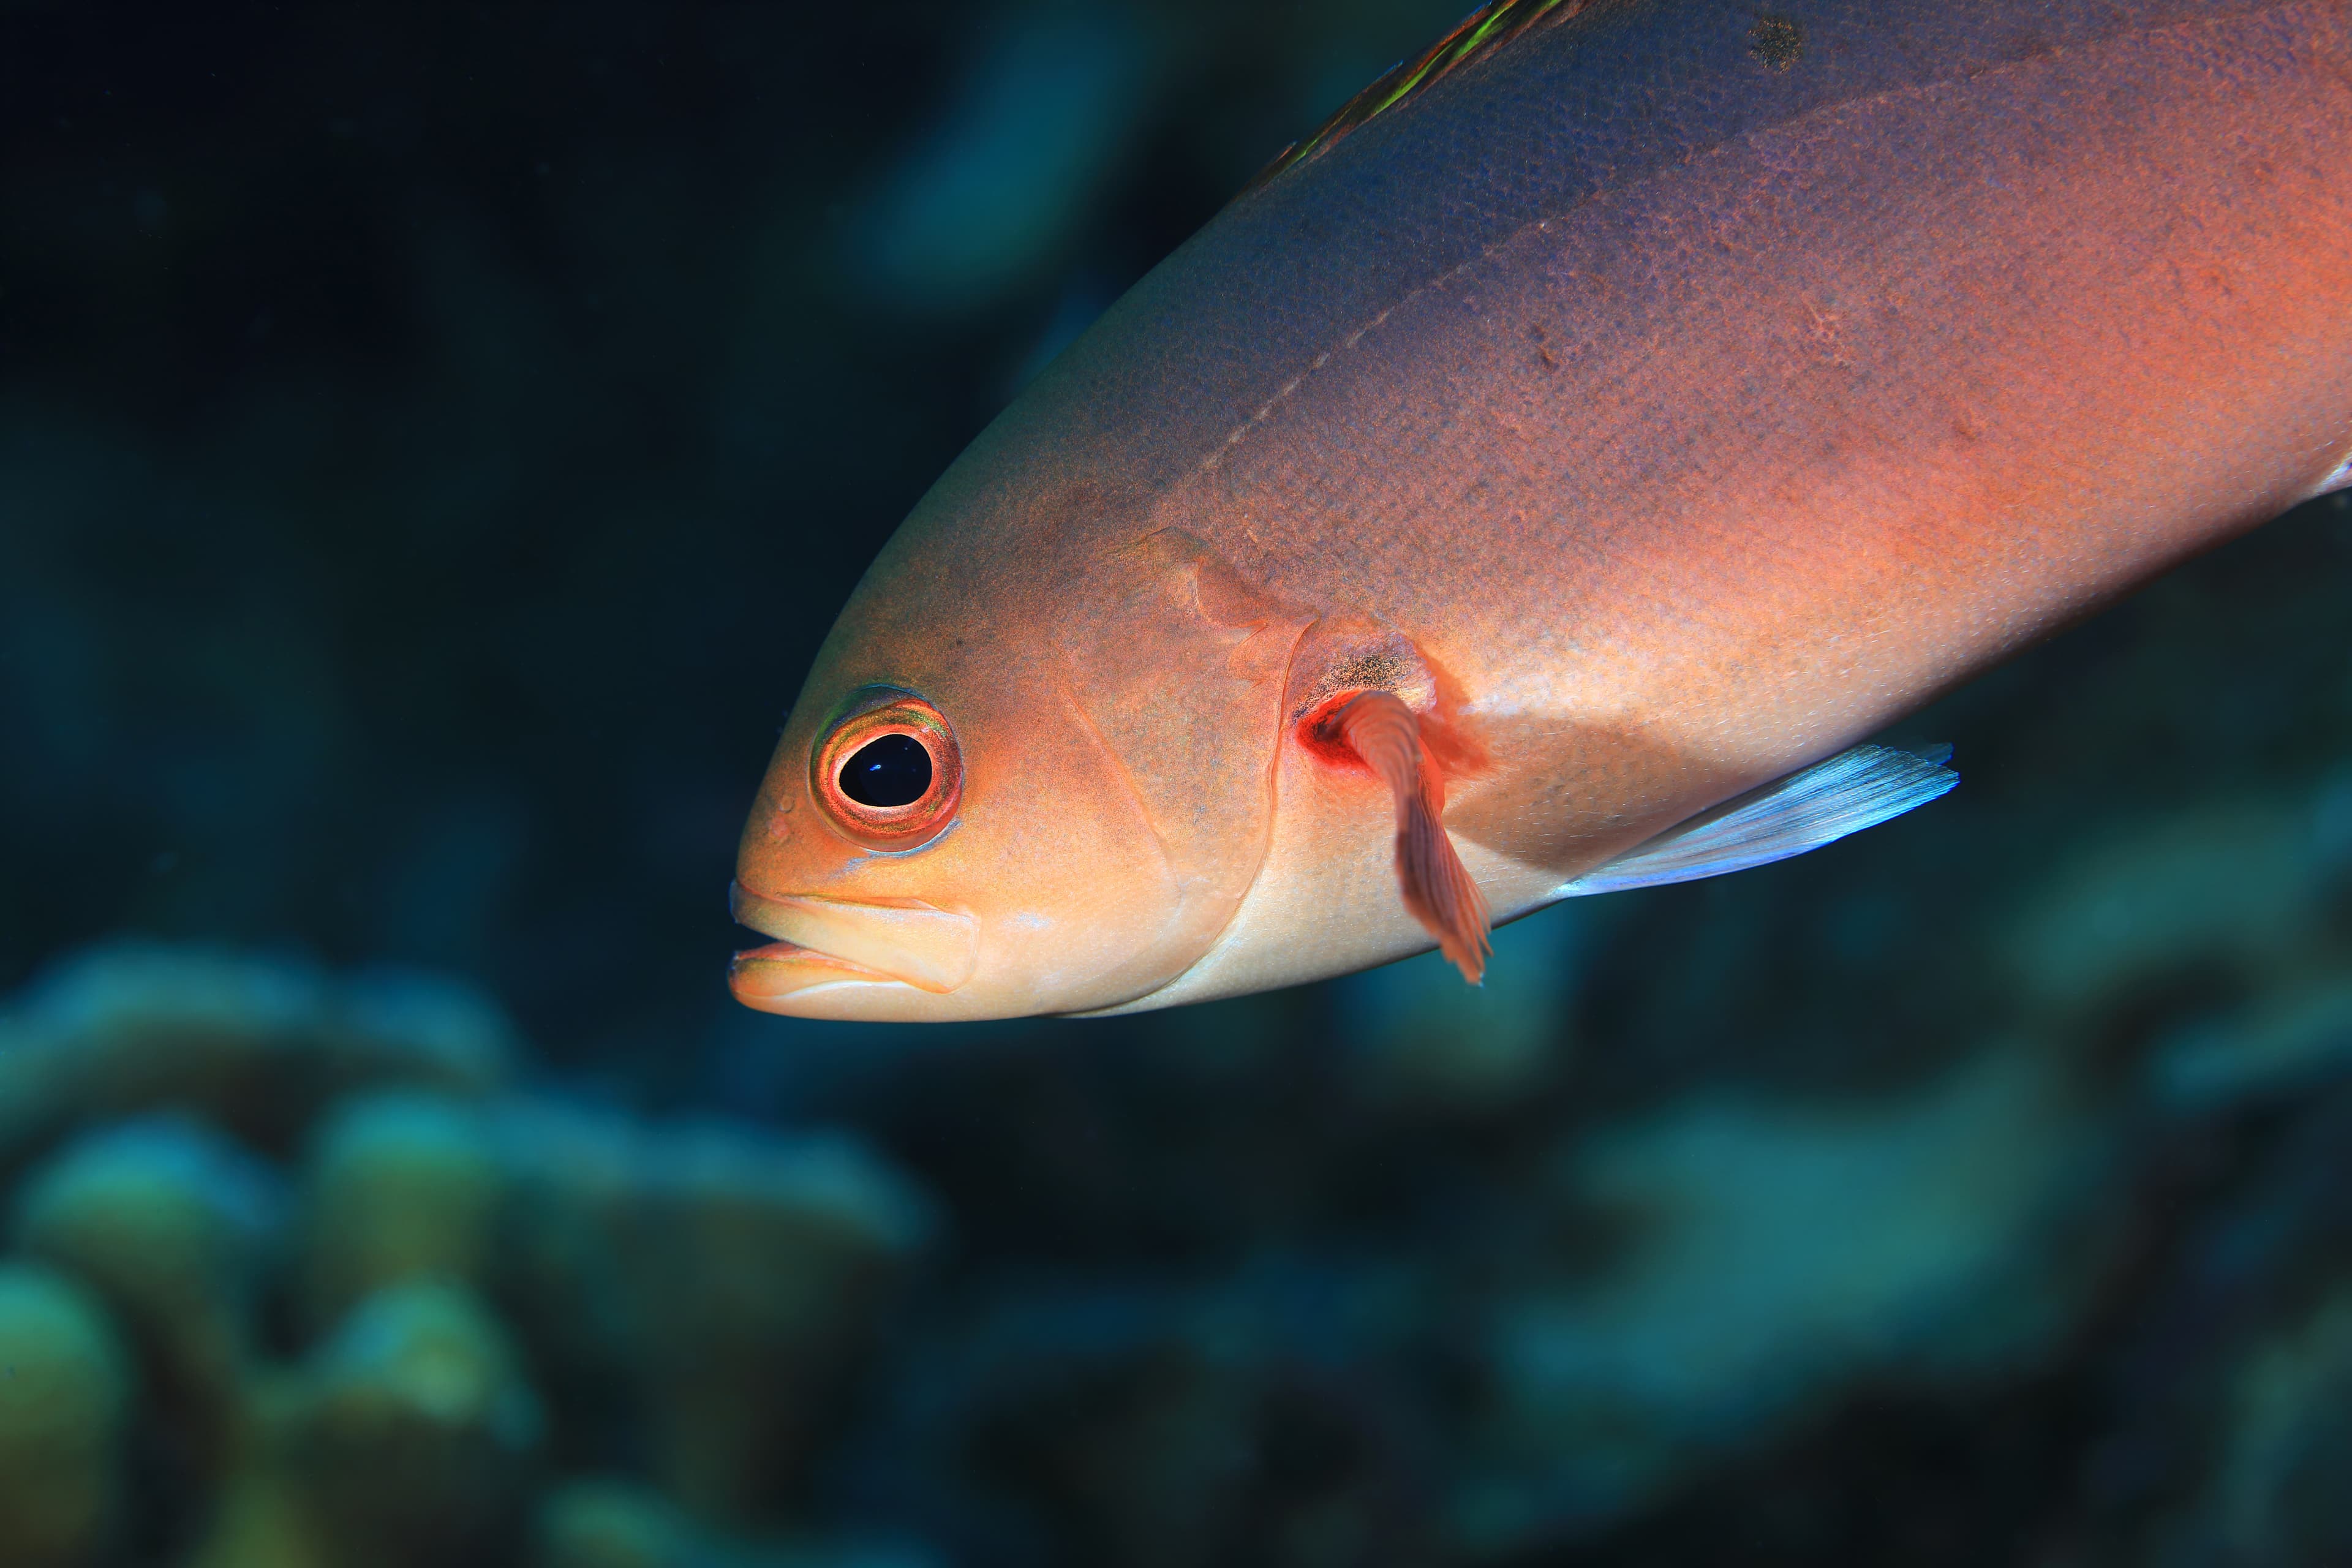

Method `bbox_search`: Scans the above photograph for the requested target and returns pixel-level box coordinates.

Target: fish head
[731,458,1311,1021]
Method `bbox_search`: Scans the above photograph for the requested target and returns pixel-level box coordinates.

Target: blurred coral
[0,1262,134,1568]
[287,1281,545,1565]
[296,1093,502,1335]
[534,1477,936,1568]
[0,945,514,1178]
[537,1479,708,1568]
[190,1280,541,1568]
[0,945,935,1566]
[10,1116,283,1484]
[622,1123,933,1526]
[488,1102,646,1469]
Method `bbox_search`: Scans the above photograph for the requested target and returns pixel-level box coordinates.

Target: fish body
[733,0,2352,1020]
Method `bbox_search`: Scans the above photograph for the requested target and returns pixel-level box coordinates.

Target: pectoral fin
[1558,743,1957,897]
[1329,690,1493,983]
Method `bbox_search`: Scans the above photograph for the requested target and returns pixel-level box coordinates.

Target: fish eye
[810,687,961,849]
[839,733,931,807]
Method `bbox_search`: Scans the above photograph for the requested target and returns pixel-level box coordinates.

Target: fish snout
[727,883,979,1002]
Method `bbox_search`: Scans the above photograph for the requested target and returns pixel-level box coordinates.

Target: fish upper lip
[728,882,978,993]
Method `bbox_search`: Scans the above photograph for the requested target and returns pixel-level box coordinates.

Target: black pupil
[839,733,932,809]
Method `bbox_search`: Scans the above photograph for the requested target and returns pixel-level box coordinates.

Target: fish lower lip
[727,882,978,993]
[728,940,907,1005]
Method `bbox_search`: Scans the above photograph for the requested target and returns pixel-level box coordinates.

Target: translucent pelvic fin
[1559,744,1957,897]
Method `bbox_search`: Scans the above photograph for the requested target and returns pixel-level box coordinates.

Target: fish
[729,0,2352,1022]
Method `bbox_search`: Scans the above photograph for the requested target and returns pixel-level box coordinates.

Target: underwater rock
[2147,973,2352,1110]
[297,1092,503,1337]
[0,1262,134,1568]
[2166,1284,2352,1566]
[10,1115,284,1477]
[2003,803,2345,1024]
[203,1281,545,1568]
[0,943,516,1178]
[622,1123,933,1526]
[1332,903,1588,1114]
[1468,1046,2111,1547]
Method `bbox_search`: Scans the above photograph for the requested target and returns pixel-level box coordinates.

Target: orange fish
[732,0,2352,1021]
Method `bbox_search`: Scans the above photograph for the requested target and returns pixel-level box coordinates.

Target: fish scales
[729,0,2352,1020]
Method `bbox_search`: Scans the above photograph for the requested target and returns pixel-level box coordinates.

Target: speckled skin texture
[733,0,2352,1020]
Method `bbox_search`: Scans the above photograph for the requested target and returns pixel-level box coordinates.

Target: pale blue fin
[1556,744,1957,897]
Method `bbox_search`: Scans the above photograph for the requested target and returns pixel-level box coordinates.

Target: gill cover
[1056,529,1311,978]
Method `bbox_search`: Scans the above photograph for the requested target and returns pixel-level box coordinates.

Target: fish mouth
[726,882,978,1010]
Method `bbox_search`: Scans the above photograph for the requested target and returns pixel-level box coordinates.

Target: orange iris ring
[810,692,962,850]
